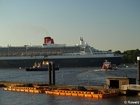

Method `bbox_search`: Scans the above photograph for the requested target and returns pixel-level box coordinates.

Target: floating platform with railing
[3,86,46,93]
[45,89,118,99]
[1,78,140,98]
[0,81,119,98]
[3,86,119,98]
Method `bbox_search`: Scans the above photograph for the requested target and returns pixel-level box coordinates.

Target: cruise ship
[0,37,122,68]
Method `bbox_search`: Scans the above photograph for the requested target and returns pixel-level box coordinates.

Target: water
[0,67,140,105]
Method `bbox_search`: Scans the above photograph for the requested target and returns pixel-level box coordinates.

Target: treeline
[113,49,140,64]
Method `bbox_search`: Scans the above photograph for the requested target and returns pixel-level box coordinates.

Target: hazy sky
[0,0,140,51]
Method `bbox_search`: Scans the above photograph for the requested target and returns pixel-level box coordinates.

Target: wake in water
[88,69,118,72]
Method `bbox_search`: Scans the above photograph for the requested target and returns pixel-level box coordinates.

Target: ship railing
[121,84,140,91]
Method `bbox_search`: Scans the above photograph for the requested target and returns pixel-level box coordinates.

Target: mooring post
[48,62,52,85]
[51,62,55,85]
[137,56,140,85]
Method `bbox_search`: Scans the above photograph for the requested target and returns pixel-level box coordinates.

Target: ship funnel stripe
[44,37,54,44]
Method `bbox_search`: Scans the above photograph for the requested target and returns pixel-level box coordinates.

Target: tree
[121,49,140,63]
[114,50,121,54]
[108,49,112,52]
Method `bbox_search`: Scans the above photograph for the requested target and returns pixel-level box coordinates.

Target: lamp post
[137,56,140,85]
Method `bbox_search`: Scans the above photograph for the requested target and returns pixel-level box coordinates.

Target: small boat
[102,60,117,70]
[26,59,59,71]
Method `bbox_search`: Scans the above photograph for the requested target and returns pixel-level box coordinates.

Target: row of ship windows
[0,47,80,50]
[0,52,112,54]
[0,50,79,53]
[0,52,112,55]
[0,52,62,56]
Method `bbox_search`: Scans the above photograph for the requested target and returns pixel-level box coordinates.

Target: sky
[0,0,140,52]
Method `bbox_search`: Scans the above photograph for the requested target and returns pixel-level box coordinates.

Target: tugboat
[102,60,112,70]
[101,60,117,70]
[26,59,59,71]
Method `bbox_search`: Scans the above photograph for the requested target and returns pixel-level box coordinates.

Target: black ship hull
[0,57,122,68]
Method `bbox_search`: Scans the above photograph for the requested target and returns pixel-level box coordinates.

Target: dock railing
[121,84,140,91]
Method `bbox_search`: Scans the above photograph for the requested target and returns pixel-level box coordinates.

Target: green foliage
[114,50,121,54]
[113,49,140,63]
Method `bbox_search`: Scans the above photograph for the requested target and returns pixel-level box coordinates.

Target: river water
[0,67,140,105]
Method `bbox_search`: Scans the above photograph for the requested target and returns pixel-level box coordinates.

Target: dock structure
[118,56,140,96]
[0,81,119,98]
[121,84,140,96]
[0,81,48,87]
[1,78,139,98]
[45,89,118,98]
[106,77,136,89]
[3,86,45,93]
